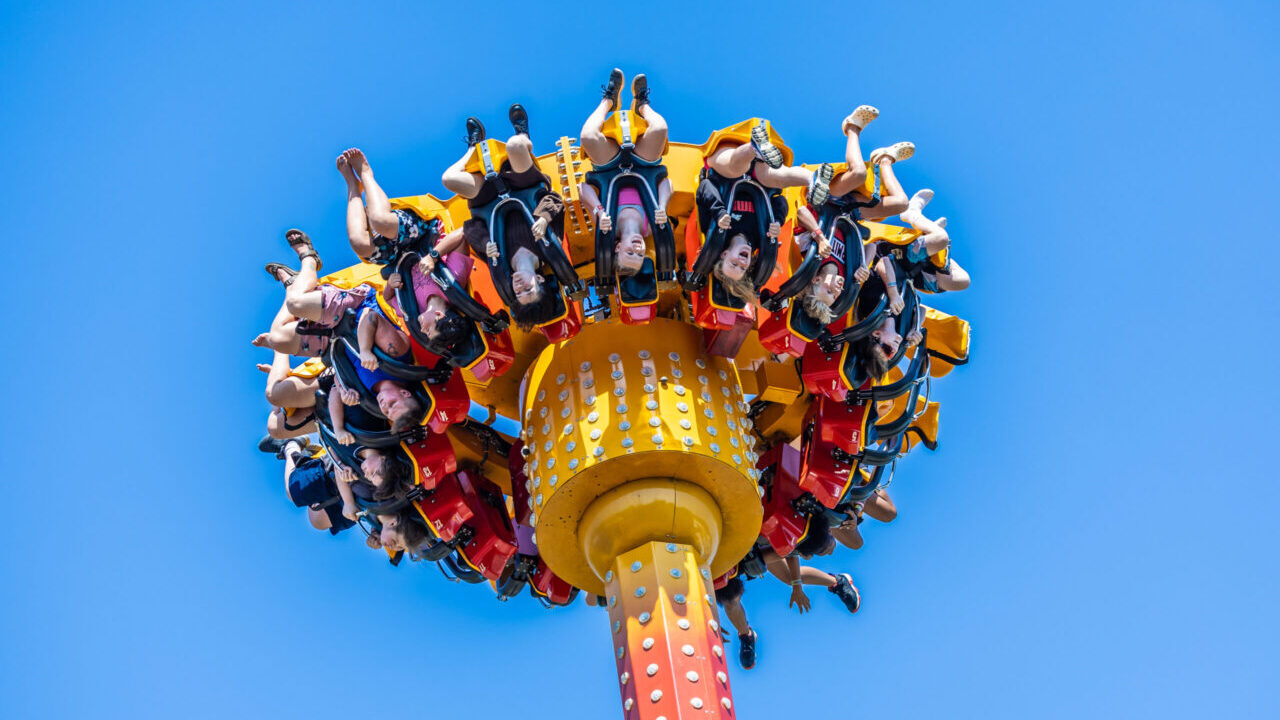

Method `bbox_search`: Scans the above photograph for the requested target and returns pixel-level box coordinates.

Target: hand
[485,240,499,260]
[906,330,923,348]
[336,428,355,446]
[359,350,379,370]
[788,585,811,614]
[889,290,905,315]
[654,207,668,226]
[854,266,870,283]
[767,222,781,239]
[815,232,832,258]
[717,213,732,230]
[531,217,549,240]
[340,387,359,406]
[342,503,360,522]
[387,272,403,290]
[365,534,383,550]
[417,255,436,275]
[335,464,356,484]
[597,211,612,233]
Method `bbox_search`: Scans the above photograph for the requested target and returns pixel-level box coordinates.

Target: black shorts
[714,576,744,605]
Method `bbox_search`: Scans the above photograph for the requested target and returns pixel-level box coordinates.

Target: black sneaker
[750,120,783,169]
[257,434,288,459]
[465,116,486,146]
[602,68,624,110]
[807,162,835,206]
[631,73,649,112]
[508,103,529,136]
[738,629,757,670]
[829,573,861,614]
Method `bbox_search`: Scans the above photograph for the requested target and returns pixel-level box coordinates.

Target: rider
[441,107,568,330]
[759,517,862,615]
[578,68,673,278]
[888,189,971,294]
[339,148,442,264]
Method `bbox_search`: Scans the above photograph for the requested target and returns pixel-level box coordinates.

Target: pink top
[616,187,651,236]
[390,252,475,318]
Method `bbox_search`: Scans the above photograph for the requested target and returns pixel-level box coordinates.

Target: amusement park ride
[259,80,970,719]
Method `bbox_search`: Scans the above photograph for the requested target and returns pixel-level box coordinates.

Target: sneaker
[257,434,288,459]
[602,68,624,110]
[829,573,861,614]
[508,104,529,136]
[631,73,649,112]
[842,104,880,134]
[465,116,486,146]
[869,141,915,165]
[738,629,758,669]
[807,162,835,206]
[750,121,783,169]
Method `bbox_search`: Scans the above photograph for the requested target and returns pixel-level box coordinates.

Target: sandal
[285,228,322,270]
[265,262,297,286]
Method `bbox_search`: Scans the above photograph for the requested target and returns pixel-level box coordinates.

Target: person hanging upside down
[891,189,971,293]
[382,228,477,347]
[328,343,423,434]
[714,564,760,670]
[759,518,862,615]
[690,119,835,305]
[578,68,673,278]
[338,148,442,264]
[258,435,380,548]
[440,106,569,330]
[253,230,374,357]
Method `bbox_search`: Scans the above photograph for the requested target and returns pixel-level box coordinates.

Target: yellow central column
[519,318,762,719]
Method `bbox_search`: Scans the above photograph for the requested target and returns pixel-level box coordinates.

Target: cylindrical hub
[519,318,763,595]
[607,541,736,719]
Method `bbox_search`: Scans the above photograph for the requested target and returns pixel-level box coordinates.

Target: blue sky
[2,1,1277,717]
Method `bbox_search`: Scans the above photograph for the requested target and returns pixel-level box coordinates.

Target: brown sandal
[285,228,323,271]
[265,262,297,286]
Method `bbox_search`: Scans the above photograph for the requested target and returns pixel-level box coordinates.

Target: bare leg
[579,97,621,165]
[864,489,898,522]
[830,126,869,197]
[345,149,398,239]
[267,408,313,440]
[720,596,751,637]
[505,133,535,174]
[442,147,485,199]
[799,566,837,588]
[283,256,324,322]
[338,153,374,260]
[936,259,970,291]
[307,508,332,531]
[634,104,668,164]
[706,142,758,177]
[754,164,813,190]
[264,351,318,409]
[863,157,908,220]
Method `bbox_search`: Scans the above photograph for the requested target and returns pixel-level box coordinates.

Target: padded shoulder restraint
[761,235,820,313]
[587,148,677,288]
[684,170,781,292]
[391,253,505,369]
[330,308,443,384]
[473,183,583,305]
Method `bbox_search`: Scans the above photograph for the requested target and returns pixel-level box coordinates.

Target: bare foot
[252,333,271,348]
[336,153,360,188]
[343,147,369,177]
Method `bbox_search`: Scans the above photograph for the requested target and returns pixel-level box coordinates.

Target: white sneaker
[751,120,784,169]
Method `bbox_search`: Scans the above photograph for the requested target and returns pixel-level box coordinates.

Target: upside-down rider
[577,69,674,287]
[339,148,443,265]
[693,120,835,307]
[791,106,914,328]
[440,106,570,331]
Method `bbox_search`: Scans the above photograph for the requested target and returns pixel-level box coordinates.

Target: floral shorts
[370,210,441,265]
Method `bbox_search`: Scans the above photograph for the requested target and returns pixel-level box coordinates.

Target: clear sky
[2,1,1277,718]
